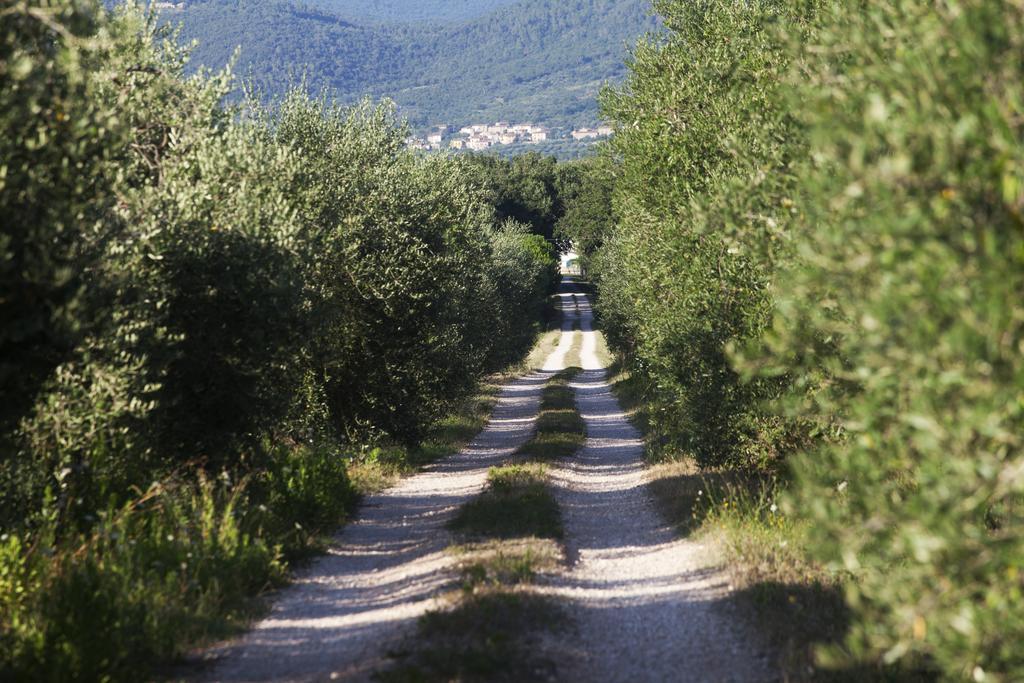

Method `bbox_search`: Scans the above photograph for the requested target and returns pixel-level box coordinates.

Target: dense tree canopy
[0,3,558,678]
[554,156,614,261]
[585,0,1024,678]
[464,152,563,242]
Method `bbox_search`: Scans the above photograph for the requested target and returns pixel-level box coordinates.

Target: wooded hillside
[170,0,658,128]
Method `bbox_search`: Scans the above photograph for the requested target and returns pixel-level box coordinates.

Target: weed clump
[450,464,563,541]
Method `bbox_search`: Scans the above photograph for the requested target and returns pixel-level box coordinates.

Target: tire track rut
[541,291,774,682]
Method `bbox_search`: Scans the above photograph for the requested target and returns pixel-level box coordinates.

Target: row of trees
[565,0,1023,678]
[0,2,556,679]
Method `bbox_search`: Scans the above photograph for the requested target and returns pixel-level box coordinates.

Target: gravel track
[543,289,579,371]
[197,285,771,682]
[541,291,774,682]
[196,297,578,683]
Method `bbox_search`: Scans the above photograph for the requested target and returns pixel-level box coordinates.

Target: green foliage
[464,152,564,241]
[0,0,128,500]
[480,221,560,368]
[170,0,659,129]
[260,90,499,445]
[0,1,555,679]
[0,475,285,682]
[260,443,354,555]
[554,155,614,262]
[599,0,1024,678]
[595,0,812,470]
[754,2,1024,678]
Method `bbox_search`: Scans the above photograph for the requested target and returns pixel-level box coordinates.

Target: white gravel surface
[196,284,772,682]
[542,290,579,371]
[196,295,578,683]
[198,370,554,683]
[541,290,774,682]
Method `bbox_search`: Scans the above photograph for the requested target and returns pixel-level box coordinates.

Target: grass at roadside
[641,435,934,680]
[347,382,501,497]
[524,328,563,371]
[603,351,851,680]
[605,360,656,452]
[522,291,569,371]
[645,459,848,679]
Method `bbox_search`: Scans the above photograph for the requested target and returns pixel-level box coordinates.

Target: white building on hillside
[560,249,581,275]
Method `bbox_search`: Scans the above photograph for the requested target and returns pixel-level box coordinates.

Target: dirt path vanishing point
[197,293,580,683]
[541,290,774,682]
[197,282,771,682]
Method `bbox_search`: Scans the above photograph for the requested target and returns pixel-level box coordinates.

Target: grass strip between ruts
[378,349,587,682]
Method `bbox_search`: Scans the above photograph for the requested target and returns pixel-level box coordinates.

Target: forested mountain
[311,0,520,24]
[168,0,657,129]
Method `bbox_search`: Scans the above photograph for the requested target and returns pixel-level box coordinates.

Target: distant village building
[571,125,613,141]
[409,121,558,151]
[405,136,436,151]
[529,126,549,142]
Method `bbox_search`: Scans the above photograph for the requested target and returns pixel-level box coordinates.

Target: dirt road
[543,291,772,682]
[198,283,770,682]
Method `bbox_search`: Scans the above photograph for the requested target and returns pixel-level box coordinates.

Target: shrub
[480,220,560,369]
[264,91,501,445]
[463,152,563,241]
[260,442,355,555]
[554,155,614,267]
[759,2,1024,678]
[596,0,814,470]
[0,0,125,433]
[597,0,1024,677]
[0,0,131,527]
[0,3,557,680]
[0,475,284,682]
